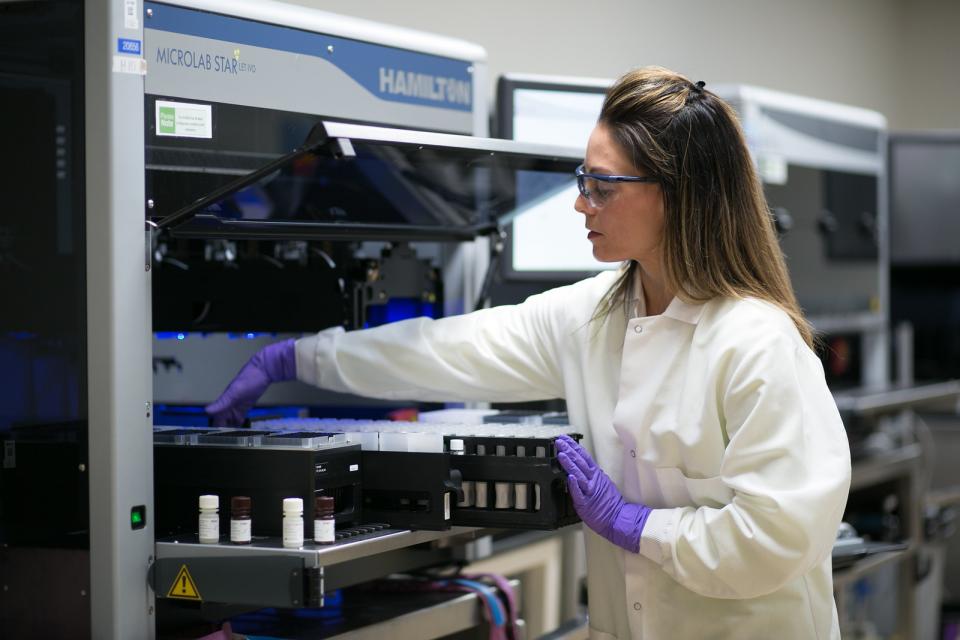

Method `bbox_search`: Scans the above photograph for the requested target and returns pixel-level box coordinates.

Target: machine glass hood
[153,121,582,241]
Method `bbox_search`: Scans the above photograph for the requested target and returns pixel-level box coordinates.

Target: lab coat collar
[663,296,706,324]
[629,269,705,325]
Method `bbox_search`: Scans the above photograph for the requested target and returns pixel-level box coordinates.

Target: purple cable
[463,573,520,640]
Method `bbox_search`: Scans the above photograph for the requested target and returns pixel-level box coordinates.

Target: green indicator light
[130,506,146,529]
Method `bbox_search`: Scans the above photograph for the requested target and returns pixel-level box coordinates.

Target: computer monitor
[889,133,960,380]
[889,132,960,265]
[496,74,616,280]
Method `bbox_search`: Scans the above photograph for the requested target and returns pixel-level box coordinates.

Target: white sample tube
[514,444,529,510]
[450,438,474,507]
[494,442,513,509]
[474,441,488,507]
[534,442,550,511]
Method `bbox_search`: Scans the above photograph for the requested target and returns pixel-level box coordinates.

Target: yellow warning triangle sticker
[166,564,202,601]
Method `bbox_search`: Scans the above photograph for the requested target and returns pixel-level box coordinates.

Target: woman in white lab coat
[208,66,851,639]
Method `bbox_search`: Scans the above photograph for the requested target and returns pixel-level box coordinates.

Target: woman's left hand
[556,435,652,553]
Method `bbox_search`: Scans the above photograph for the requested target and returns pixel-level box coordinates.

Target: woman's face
[575,123,665,265]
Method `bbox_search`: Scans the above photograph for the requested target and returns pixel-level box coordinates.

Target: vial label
[444,493,451,520]
[283,518,304,548]
[314,518,335,543]
[198,514,219,544]
[230,519,251,543]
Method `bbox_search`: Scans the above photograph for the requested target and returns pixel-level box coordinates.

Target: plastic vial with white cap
[282,497,304,548]
[198,494,219,544]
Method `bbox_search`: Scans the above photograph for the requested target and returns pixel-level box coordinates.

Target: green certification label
[158,107,176,134]
[155,100,212,138]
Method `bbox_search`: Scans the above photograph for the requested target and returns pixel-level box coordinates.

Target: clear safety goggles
[575,163,659,209]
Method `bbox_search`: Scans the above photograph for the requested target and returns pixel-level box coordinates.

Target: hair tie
[692,80,706,92]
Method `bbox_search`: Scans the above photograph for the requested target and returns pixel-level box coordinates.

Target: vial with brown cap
[230,496,252,544]
[314,495,335,544]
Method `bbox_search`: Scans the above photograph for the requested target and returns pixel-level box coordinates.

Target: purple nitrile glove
[556,434,652,553]
[204,338,297,427]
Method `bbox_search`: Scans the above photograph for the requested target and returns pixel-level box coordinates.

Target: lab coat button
[630,449,636,458]
[633,602,642,611]
[634,325,643,334]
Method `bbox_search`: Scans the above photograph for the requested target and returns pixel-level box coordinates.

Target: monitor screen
[889,134,960,265]
[497,76,616,279]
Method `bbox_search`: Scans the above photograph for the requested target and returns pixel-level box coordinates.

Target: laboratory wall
[293,0,959,132]
[894,0,960,130]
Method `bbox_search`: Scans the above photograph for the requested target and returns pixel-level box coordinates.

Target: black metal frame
[150,120,580,243]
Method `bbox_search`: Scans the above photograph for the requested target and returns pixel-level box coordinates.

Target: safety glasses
[575,164,659,209]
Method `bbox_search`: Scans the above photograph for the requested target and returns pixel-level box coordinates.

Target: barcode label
[124,0,139,29]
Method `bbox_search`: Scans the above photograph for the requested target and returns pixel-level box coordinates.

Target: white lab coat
[295,269,851,639]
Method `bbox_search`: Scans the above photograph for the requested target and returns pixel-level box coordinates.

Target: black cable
[474,228,506,312]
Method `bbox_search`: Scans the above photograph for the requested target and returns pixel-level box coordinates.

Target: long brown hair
[591,66,813,347]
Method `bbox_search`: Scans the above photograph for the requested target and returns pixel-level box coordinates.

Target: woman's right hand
[204,338,296,427]
[556,435,651,553]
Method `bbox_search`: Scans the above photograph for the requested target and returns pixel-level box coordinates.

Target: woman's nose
[574,192,592,215]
